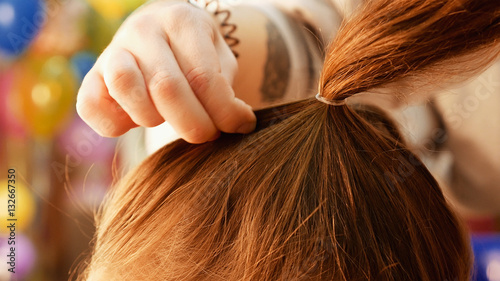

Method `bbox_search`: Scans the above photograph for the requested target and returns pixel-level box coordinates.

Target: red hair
[77,0,500,280]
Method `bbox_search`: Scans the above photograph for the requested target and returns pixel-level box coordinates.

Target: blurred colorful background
[0,0,145,280]
[0,0,499,280]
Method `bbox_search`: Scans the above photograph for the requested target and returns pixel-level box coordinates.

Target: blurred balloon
[0,52,14,69]
[0,234,37,279]
[0,235,13,281]
[472,235,500,281]
[0,179,36,233]
[11,56,76,138]
[86,0,146,20]
[57,116,116,161]
[0,70,27,138]
[31,0,88,56]
[0,0,45,57]
[70,50,97,83]
[53,115,116,186]
[85,8,121,54]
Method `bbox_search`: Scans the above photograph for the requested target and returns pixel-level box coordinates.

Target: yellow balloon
[87,0,146,20]
[86,9,122,54]
[13,56,76,138]
[123,0,148,12]
[0,179,36,234]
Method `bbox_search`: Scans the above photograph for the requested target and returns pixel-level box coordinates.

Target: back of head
[79,0,500,280]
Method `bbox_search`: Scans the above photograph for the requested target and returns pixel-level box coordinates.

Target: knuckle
[197,18,217,40]
[148,71,182,99]
[185,67,213,95]
[127,87,147,105]
[165,3,195,21]
[106,65,137,94]
[126,14,156,35]
[164,3,215,36]
[119,86,148,112]
[163,4,194,32]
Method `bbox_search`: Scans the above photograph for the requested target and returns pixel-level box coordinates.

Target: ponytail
[321,0,500,101]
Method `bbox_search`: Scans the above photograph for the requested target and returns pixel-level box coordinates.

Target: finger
[114,29,219,143]
[77,69,138,137]
[168,12,256,134]
[101,47,164,128]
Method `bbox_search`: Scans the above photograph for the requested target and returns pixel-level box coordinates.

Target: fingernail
[236,121,256,134]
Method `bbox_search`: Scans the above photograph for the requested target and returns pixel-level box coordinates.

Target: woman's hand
[76,1,256,143]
